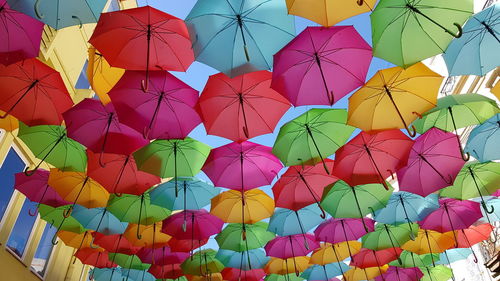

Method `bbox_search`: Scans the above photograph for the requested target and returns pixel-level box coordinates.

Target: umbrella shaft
[480,22,500,44]
[314,53,333,105]
[5,79,39,115]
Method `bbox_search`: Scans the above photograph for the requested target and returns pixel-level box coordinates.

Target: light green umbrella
[181,249,225,276]
[215,222,275,252]
[108,253,151,271]
[420,265,453,281]
[39,204,86,245]
[273,109,355,174]
[389,250,439,268]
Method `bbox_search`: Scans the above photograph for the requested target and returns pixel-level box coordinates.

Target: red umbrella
[196,71,290,142]
[148,263,184,279]
[222,268,266,281]
[162,209,224,240]
[168,237,209,253]
[109,70,201,140]
[136,246,189,265]
[74,248,117,268]
[89,6,194,91]
[0,58,73,125]
[273,159,337,218]
[455,223,494,263]
[87,151,160,196]
[332,130,413,189]
[91,233,141,255]
[351,248,402,269]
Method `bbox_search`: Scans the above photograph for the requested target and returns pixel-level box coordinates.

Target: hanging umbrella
[465,113,500,162]
[186,0,295,77]
[87,46,124,105]
[210,189,275,223]
[0,58,73,125]
[217,248,269,270]
[375,266,423,281]
[87,151,161,196]
[122,269,156,281]
[188,273,225,281]
[273,109,355,173]
[161,210,223,243]
[0,109,18,132]
[351,248,403,269]
[90,267,124,281]
[265,234,319,276]
[401,229,455,267]
[264,256,311,275]
[455,223,494,263]
[222,268,266,281]
[181,249,225,276]
[272,26,372,106]
[273,160,337,218]
[444,4,500,76]
[301,263,351,281]
[0,0,43,65]
[63,98,148,157]
[436,248,472,265]
[216,222,275,252]
[136,246,189,266]
[420,266,452,281]
[89,6,194,91]
[332,130,413,189]
[109,71,201,140]
[310,241,362,275]
[345,265,388,281]
[58,230,95,251]
[17,123,87,175]
[389,251,438,268]
[371,0,473,67]
[413,93,500,160]
[108,253,151,271]
[149,264,184,280]
[315,218,375,244]
[168,237,209,253]
[74,248,116,268]
[397,128,466,196]
[124,223,172,249]
[197,71,290,142]
[268,205,325,245]
[38,204,86,245]
[265,273,303,281]
[92,233,141,255]
[71,205,128,235]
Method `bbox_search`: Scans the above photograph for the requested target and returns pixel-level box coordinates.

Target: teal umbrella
[216,248,269,270]
[71,205,128,235]
[465,114,500,163]
[301,263,351,281]
[186,0,295,77]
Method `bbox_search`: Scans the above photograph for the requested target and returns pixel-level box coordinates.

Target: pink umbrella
[265,234,319,276]
[136,246,189,265]
[271,26,372,106]
[202,141,283,190]
[0,0,44,65]
[109,70,201,140]
[397,128,466,196]
[374,266,423,281]
[162,209,224,241]
[63,98,148,160]
[222,268,266,281]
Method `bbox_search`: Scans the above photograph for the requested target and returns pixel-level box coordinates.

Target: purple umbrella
[397,128,465,196]
[271,26,372,106]
[109,70,201,140]
[202,141,283,191]
[14,169,70,215]
[374,266,423,281]
[0,0,43,65]
[265,234,319,276]
[136,246,189,265]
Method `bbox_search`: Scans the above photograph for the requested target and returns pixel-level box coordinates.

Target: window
[0,148,27,222]
[75,60,90,89]
[31,224,58,277]
[6,199,38,258]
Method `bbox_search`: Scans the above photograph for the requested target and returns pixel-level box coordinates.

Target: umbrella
[301,263,351,281]
[17,123,87,175]
[345,265,388,281]
[74,248,116,268]
[315,218,375,244]
[265,274,303,281]
[109,70,201,139]
[397,128,466,196]
[273,160,337,218]
[92,233,141,255]
[136,246,189,266]
[455,223,494,263]
[211,189,275,223]
[161,209,224,242]
[71,205,128,235]
[197,70,290,142]
[264,256,311,275]
[285,0,377,26]
[481,197,500,222]
[371,0,473,67]
[63,98,148,157]
[124,223,172,249]
[351,248,403,269]
[222,268,265,281]
[0,58,73,126]
[38,204,86,245]
[332,130,413,189]
[401,229,455,267]
[6,0,107,29]
[186,0,295,77]
[420,266,452,281]
[86,46,124,105]
[268,205,325,245]
[375,267,423,281]
[465,113,500,162]
[310,241,362,269]
[181,249,225,276]
[58,230,95,251]
[443,3,500,76]
[216,222,275,252]
[89,6,194,91]
[0,0,43,65]
[413,93,500,160]
[347,63,442,136]
[265,234,319,275]
[168,237,209,253]
[271,26,372,106]
[216,249,269,270]
[389,251,438,268]
[149,264,184,280]
[273,108,355,173]
[436,248,472,265]
[122,269,156,281]
[90,267,124,281]
[108,253,151,271]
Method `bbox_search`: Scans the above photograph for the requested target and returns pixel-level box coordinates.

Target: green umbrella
[156,277,187,281]
[273,109,355,174]
[181,249,225,276]
[134,138,211,196]
[265,274,304,281]
[420,265,453,281]
[108,253,151,271]
[389,250,439,268]
[215,222,275,252]
[371,0,473,67]
[320,180,393,231]
[413,94,500,161]
[17,122,87,175]
[107,193,171,239]
[39,204,86,245]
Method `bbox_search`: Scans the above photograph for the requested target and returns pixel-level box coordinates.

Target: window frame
[29,222,59,280]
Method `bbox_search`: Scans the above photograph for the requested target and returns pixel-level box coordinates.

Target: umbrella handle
[72,15,83,28]
[89,271,94,280]
[115,192,123,197]
[99,151,107,168]
[63,206,73,218]
[23,166,38,177]
[482,201,495,214]
[412,111,423,119]
[357,0,363,6]
[51,233,59,245]
[386,169,395,180]
[460,148,470,161]
[319,205,326,219]
[406,124,417,137]
[89,236,100,249]
[28,207,39,217]
[34,0,44,19]
[451,23,463,38]
[142,126,151,140]
[141,78,149,93]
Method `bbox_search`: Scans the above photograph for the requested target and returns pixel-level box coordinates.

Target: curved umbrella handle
[63,207,73,218]
[51,233,59,245]
[23,166,38,177]
[89,236,100,249]
[136,225,142,240]
[451,23,463,38]
[142,126,151,140]
[0,111,10,119]
[34,0,44,19]
[386,169,395,180]
[115,192,123,197]
[461,151,470,161]
[72,15,83,29]
[406,124,417,137]
[141,78,149,93]
[319,204,326,219]
[482,201,495,214]
[98,151,107,168]
[412,111,423,119]
[28,207,39,217]
[242,125,250,139]
[357,0,363,6]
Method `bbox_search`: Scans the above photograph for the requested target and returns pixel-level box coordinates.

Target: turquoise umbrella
[121,269,156,281]
[6,0,107,29]
[71,205,128,235]
[216,248,270,270]
[301,263,351,281]
[186,0,295,77]
[437,248,472,264]
[465,114,500,162]
[444,3,500,76]
[90,268,123,281]
[268,204,325,237]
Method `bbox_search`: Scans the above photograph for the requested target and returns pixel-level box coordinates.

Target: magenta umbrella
[63,98,148,163]
[265,234,319,276]
[109,70,201,140]
[271,26,372,106]
[136,246,189,266]
[0,0,44,65]
[397,128,465,197]
[202,141,283,191]
[162,209,224,240]
[14,169,70,216]
[374,266,423,281]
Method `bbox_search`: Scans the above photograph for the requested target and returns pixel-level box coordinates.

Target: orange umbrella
[310,241,362,265]
[265,256,311,275]
[124,222,171,249]
[402,229,455,266]
[345,265,388,281]
[87,47,124,105]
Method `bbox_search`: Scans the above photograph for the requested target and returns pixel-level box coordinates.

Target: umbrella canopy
[162,209,224,240]
[436,248,472,265]
[265,234,319,259]
[455,223,494,262]
[107,193,171,226]
[186,0,295,77]
[375,266,423,281]
[465,113,500,162]
[401,229,455,266]
[265,273,303,281]
[347,63,442,136]
[216,248,269,270]
[39,204,86,243]
[351,248,403,269]
[74,248,116,268]
[211,189,275,224]
[124,222,172,249]
[216,222,275,252]
[222,268,266,281]
[371,0,473,67]
[301,263,351,281]
[345,265,388,281]
[268,204,325,237]
[0,58,73,126]
[86,47,123,105]
[136,246,189,265]
[149,264,184,279]
[168,237,209,253]
[315,218,375,244]
[310,241,362,265]
[443,3,500,76]
[264,256,311,275]
[71,205,128,235]
[90,268,124,281]
[373,192,439,226]
[108,253,151,271]
[420,266,452,281]
[92,233,141,255]
[181,249,225,276]
[271,26,372,106]
[197,71,290,142]
[389,251,438,268]
[58,230,95,250]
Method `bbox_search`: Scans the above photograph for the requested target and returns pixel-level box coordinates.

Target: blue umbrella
[121,269,156,281]
[479,197,500,221]
[443,3,500,76]
[269,204,325,237]
[216,248,270,270]
[465,113,500,162]
[301,263,351,281]
[150,177,219,211]
[186,0,295,77]
[436,248,472,264]
[71,205,128,235]
[6,0,107,29]
[90,267,123,281]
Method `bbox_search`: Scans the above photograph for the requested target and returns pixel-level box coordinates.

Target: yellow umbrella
[492,81,500,101]
[402,229,455,266]
[285,0,377,27]
[188,273,224,281]
[210,189,275,224]
[58,230,98,250]
[265,256,311,275]
[310,241,362,265]
[347,62,443,136]
[0,110,18,132]
[87,46,124,105]
[345,265,388,281]
[124,222,171,249]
